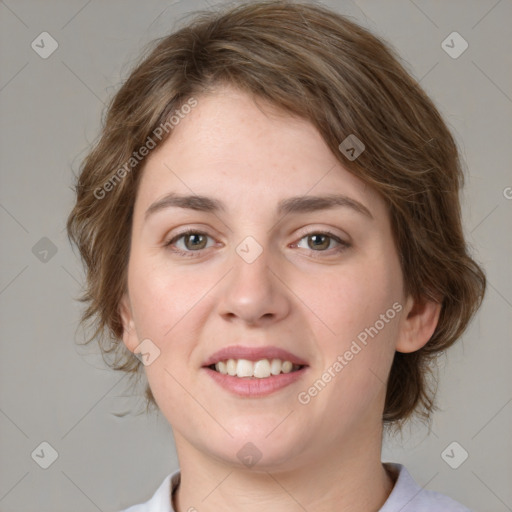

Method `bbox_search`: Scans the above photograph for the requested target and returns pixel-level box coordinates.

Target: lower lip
[202,367,308,397]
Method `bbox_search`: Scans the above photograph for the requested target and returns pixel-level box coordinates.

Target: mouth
[202,345,309,379]
[201,345,309,396]
[206,358,306,379]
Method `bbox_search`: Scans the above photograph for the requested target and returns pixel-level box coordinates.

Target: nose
[215,241,291,327]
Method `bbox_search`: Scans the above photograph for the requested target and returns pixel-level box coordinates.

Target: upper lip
[202,345,309,367]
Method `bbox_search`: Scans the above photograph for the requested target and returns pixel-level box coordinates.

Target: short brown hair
[66,0,485,424]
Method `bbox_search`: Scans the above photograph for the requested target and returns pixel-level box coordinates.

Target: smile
[209,358,304,378]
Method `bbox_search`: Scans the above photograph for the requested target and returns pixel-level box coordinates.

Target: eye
[164,229,215,257]
[294,231,350,257]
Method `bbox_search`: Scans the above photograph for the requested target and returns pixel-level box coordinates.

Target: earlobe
[119,293,138,352]
[395,294,442,353]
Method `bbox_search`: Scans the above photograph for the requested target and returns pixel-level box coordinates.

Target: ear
[395,294,442,353]
[119,292,139,353]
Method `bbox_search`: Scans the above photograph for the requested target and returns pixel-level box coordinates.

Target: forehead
[134,86,384,219]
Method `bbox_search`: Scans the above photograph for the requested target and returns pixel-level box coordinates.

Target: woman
[66,2,485,510]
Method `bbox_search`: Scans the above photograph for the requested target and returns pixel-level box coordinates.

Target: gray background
[0,0,511,511]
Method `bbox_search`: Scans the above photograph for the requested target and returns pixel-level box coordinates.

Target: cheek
[130,263,204,417]
[301,254,403,349]
[128,251,206,337]
[127,253,217,399]
[296,254,404,411]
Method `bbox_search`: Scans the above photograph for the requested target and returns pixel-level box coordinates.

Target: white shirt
[119,463,472,511]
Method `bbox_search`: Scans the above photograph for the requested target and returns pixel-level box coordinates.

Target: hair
[66,0,486,426]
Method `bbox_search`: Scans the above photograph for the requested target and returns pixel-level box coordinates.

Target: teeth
[253,359,271,378]
[270,358,282,375]
[214,358,301,378]
[236,359,253,378]
[282,361,293,373]
[226,359,237,376]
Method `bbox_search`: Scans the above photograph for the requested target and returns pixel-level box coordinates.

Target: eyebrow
[144,192,373,221]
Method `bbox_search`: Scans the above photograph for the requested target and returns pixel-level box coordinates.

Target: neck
[172,423,395,512]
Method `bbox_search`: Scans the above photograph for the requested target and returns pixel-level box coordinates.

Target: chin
[206,428,308,470]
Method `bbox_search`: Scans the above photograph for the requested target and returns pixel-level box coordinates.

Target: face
[119,85,431,471]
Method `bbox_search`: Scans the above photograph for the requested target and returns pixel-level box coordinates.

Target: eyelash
[163,228,351,259]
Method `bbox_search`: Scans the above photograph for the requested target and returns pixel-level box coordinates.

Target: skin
[119,85,441,512]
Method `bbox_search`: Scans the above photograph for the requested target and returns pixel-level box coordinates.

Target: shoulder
[117,470,180,512]
[380,463,472,512]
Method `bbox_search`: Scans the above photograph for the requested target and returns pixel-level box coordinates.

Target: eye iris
[308,234,330,250]
[185,233,207,250]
